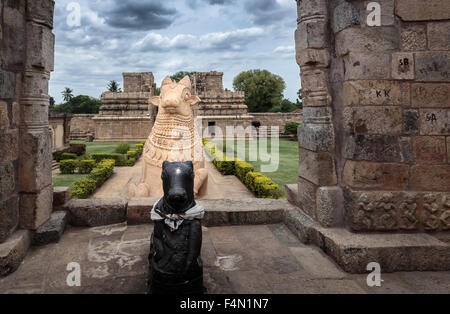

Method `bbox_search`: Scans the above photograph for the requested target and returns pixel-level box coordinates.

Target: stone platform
[1,223,449,294]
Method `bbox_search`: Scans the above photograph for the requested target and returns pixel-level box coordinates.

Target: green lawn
[213,138,299,196]
[52,174,88,189]
[52,141,141,188]
[70,140,141,155]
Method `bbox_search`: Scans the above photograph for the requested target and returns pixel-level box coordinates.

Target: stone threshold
[64,197,295,227]
[285,208,450,274]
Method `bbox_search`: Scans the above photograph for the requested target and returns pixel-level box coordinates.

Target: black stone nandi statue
[148,161,204,294]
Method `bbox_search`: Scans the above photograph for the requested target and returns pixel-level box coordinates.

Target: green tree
[55,95,101,114]
[62,87,73,102]
[233,69,286,112]
[49,96,55,108]
[107,80,122,92]
[170,71,195,82]
[296,88,303,109]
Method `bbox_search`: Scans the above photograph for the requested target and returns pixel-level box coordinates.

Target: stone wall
[70,114,96,134]
[251,113,303,130]
[295,0,450,232]
[94,117,153,142]
[0,0,55,273]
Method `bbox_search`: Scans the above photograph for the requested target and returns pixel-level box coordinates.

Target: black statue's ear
[162,161,169,168]
[185,161,193,170]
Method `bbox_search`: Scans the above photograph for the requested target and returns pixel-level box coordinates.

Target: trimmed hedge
[127,149,139,160]
[244,172,281,199]
[78,160,95,174]
[71,178,97,199]
[91,153,127,166]
[212,152,235,175]
[115,142,130,154]
[60,153,77,160]
[135,143,144,152]
[70,159,115,199]
[60,159,78,174]
[235,160,254,182]
[127,157,136,167]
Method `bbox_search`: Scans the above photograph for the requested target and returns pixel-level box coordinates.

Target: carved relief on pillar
[345,189,450,232]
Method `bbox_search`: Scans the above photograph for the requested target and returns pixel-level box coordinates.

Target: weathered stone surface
[343,80,401,106]
[396,0,450,21]
[297,177,318,219]
[19,130,52,192]
[0,129,19,163]
[296,48,329,68]
[25,0,55,28]
[285,184,299,207]
[343,161,409,190]
[0,101,9,130]
[302,107,332,124]
[447,137,450,162]
[0,70,16,99]
[295,20,328,50]
[343,106,402,135]
[0,230,31,277]
[25,22,54,71]
[298,123,334,152]
[316,186,343,228]
[360,0,395,26]
[0,196,19,243]
[335,27,399,56]
[53,187,70,208]
[392,53,415,80]
[413,136,446,164]
[419,109,450,135]
[411,83,450,108]
[427,21,450,51]
[33,211,67,246]
[344,53,391,80]
[3,3,25,30]
[199,199,292,227]
[403,110,419,135]
[286,207,450,273]
[401,24,427,51]
[300,69,331,107]
[345,189,450,232]
[127,198,156,225]
[400,137,414,163]
[285,208,317,244]
[0,162,15,197]
[299,148,337,186]
[19,185,53,230]
[22,70,50,98]
[344,134,403,162]
[415,52,450,82]
[411,165,450,191]
[11,102,19,126]
[401,82,411,106]
[332,0,360,33]
[67,199,127,227]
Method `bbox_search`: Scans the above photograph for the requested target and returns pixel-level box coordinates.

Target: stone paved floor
[0,223,449,294]
[91,159,254,199]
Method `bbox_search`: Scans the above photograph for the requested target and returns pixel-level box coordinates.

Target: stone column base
[285,208,450,273]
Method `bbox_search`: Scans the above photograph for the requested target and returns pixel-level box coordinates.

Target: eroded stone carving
[128,76,208,198]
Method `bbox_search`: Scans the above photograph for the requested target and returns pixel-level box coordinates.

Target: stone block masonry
[293,0,450,272]
[0,0,55,276]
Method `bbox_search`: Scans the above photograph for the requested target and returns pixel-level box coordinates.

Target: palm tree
[107,80,121,92]
[62,88,73,102]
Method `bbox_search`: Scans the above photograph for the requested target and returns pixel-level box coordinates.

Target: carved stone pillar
[295,0,343,227]
[19,0,55,230]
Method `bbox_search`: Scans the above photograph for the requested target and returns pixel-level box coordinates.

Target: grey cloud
[96,0,177,30]
[244,0,295,25]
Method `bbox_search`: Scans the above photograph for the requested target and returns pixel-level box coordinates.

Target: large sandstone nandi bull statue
[128,76,208,198]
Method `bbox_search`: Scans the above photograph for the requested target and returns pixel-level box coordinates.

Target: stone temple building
[191,72,254,138]
[92,72,157,142]
[2,0,448,281]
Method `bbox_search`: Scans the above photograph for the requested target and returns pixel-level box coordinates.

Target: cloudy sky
[50,0,300,104]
